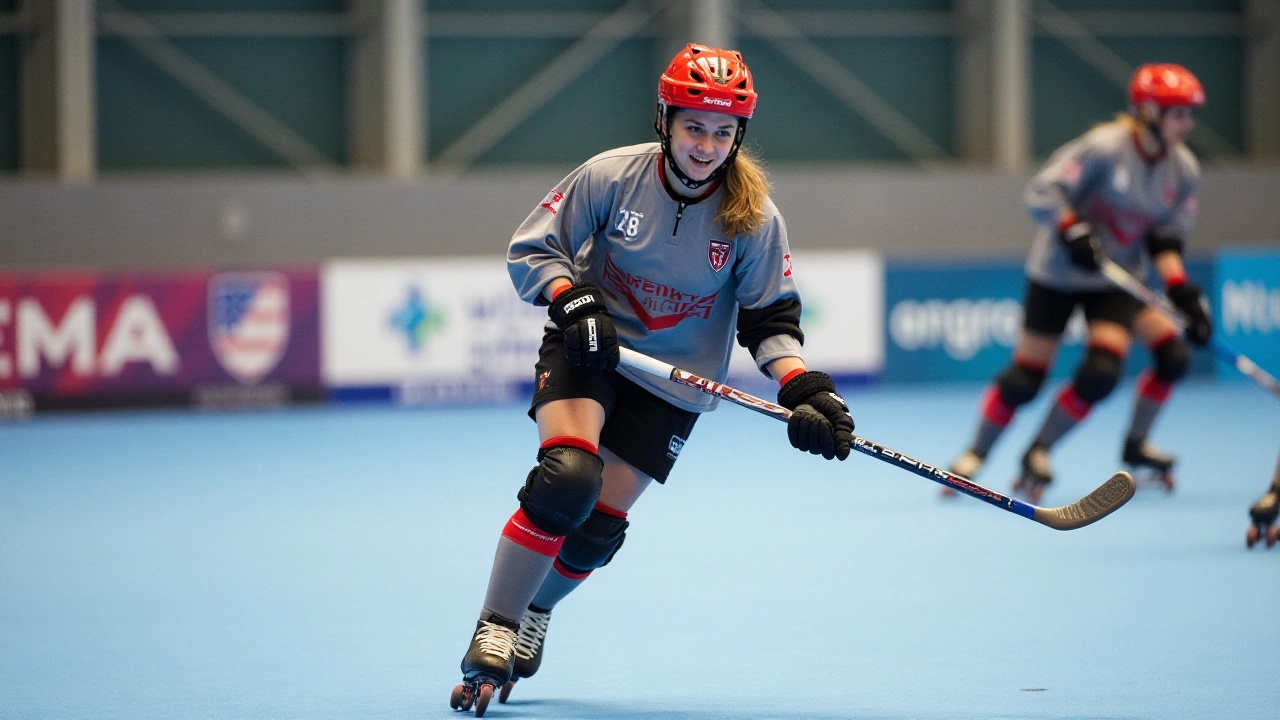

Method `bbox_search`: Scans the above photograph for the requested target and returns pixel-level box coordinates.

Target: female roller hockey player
[946,63,1214,504]
[449,44,855,717]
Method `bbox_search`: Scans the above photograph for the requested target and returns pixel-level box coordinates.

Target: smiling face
[1159,105,1195,148]
[662,108,740,191]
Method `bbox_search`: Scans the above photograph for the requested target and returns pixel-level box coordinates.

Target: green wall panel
[428,38,654,166]
[1106,37,1243,155]
[98,37,346,171]
[1047,0,1239,10]
[429,35,955,167]
[0,1,1252,172]
[739,37,953,163]
[760,0,951,9]
[430,0,624,10]
[115,0,344,10]
[1032,37,1243,158]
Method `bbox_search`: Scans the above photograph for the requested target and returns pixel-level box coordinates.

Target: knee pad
[517,445,603,537]
[1153,337,1191,384]
[996,362,1046,408]
[1072,346,1123,403]
[558,507,629,574]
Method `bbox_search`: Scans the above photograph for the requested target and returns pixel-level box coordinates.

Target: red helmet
[1128,64,1205,112]
[658,44,757,119]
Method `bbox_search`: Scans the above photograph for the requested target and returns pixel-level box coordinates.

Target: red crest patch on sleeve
[783,253,793,277]
[708,240,731,272]
[540,189,565,215]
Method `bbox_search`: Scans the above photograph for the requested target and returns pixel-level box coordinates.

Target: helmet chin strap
[654,103,747,190]
[1137,103,1169,154]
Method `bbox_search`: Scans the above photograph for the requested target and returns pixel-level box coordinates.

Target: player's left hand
[1167,280,1213,346]
[777,371,854,460]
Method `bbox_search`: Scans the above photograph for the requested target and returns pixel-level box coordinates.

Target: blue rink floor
[2,380,1278,720]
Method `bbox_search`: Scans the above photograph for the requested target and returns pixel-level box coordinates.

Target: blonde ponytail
[1097,112,1140,132]
[716,147,770,237]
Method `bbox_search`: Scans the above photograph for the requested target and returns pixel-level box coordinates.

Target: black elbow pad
[736,298,803,357]
[1145,233,1185,257]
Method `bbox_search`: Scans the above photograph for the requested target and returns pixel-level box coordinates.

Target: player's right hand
[777,371,854,461]
[548,283,620,370]
[1061,221,1103,271]
[1167,280,1213,346]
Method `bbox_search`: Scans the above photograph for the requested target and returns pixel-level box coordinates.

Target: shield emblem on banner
[708,240,731,272]
[209,272,290,384]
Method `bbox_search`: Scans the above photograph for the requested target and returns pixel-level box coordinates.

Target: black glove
[777,371,854,461]
[548,283,619,370]
[1167,281,1212,346]
[1061,221,1103,271]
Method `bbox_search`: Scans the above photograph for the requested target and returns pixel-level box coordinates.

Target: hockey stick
[618,347,1135,531]
[1099,259,1280,400]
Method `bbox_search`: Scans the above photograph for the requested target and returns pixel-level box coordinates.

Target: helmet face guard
[655,44,757,190]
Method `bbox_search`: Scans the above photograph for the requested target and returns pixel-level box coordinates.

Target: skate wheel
[1161,474,1175,493]
[450,683,469,711]
[474,683,494,717]
[1247,525,1260,549]
[1267,524,1279,548]
[939,486,958,500]
[498,680,515,704]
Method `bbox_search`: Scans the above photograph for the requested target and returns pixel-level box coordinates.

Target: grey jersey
[1024,122,1200,291]
[508,142,802,413]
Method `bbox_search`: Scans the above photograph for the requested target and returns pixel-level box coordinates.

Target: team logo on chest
[708,240,732,272]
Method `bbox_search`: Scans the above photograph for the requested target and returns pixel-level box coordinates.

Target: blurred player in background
[449,44,855,716]
[946,63,1213,503]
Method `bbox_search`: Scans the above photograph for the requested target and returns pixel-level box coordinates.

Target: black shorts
[529,330,698,483]
[1023,281,1140,336]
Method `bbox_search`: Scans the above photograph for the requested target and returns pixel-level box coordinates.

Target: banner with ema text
[883,257,1215,384]
[1215,247,1280,384]
[322,258,546,406]
[0,268,321,415]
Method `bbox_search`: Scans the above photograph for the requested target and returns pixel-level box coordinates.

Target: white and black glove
[777,371,854,461]
[548,283,620,370]
[1061,221,1103,271]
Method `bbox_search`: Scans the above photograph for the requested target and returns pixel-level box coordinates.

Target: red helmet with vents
[658,44,757,119]
[1128,64,1205,112]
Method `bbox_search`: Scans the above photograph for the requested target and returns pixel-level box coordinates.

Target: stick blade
[1032,471,1137,531]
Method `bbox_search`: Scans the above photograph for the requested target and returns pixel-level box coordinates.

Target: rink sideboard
[0,248,1276,416]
